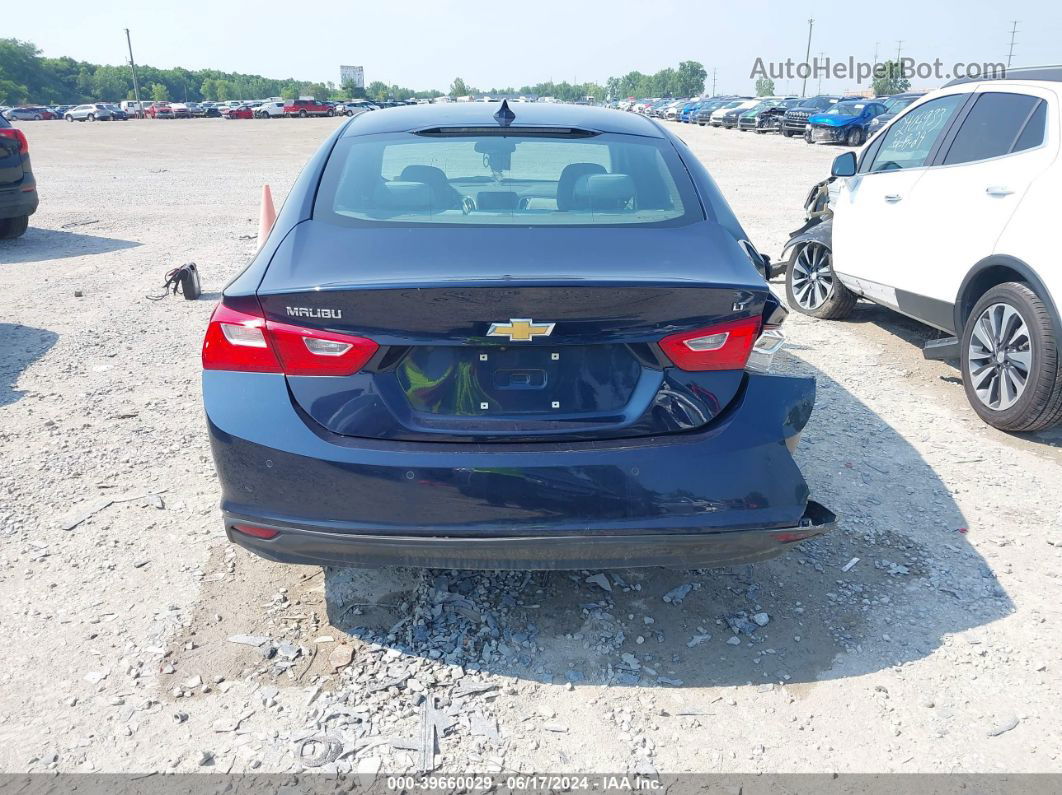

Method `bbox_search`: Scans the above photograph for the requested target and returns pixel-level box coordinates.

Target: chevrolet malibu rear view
[202,101,834,570]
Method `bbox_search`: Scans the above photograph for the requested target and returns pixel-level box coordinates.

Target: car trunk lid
[255,221,766,442]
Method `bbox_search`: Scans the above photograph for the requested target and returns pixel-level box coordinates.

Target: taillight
[0,128,28,155]
[659,317,763,371]
[202,304,280,372]
[267,319,379,376]
[202,303,378,375]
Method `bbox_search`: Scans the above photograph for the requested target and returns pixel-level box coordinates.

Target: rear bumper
[204,369,831,570]
[226,501,835,570]
[0,185,37,219]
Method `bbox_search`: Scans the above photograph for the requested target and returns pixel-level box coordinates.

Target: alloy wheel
[790,243,835,310]
[967,302,1032,411]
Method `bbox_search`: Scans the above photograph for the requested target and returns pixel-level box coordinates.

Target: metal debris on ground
[58,491,165,531]
[419,696,439,773]
[296,735,344,768]
[227,634,271,647]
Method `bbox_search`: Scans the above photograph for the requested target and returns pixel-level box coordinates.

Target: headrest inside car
[373,181,432,212]
[572,174,636,210]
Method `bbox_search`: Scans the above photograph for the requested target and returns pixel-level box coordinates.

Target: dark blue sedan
[201,101,834,570]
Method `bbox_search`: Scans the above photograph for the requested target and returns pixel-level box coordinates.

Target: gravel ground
[2,117,1061,775]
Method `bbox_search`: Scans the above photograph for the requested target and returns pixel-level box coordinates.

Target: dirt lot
[2,117,1061,775]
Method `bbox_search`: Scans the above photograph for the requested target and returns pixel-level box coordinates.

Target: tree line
[0,39,376,105]
[1,38,708,106]
[447,61,707,103]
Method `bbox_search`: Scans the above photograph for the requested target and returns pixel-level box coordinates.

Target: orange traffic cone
[258,184,276,245]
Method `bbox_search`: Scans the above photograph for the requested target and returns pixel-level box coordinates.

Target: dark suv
[781,96,841,137]
[0,116,37,239]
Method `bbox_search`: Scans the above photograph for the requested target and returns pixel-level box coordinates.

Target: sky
[10,0,1062,95]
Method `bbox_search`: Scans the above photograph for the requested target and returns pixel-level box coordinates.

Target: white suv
[789,66,1060,432]
[255,101,285,118]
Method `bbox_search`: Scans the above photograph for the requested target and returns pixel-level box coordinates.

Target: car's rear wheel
[0,215,29,239]
[87,113,95,122]
[961,282,1062,431]
[785,242,857,320]
[327,109,335,117]
[846,126,864,146]
[298,109,308,118]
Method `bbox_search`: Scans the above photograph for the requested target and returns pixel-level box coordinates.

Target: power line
[801,18,814,98]
[1007,21,1019,68]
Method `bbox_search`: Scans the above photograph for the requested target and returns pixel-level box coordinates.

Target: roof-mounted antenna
[493,99,516,127]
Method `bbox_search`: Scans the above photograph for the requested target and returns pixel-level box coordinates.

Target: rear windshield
[315,131,702,227]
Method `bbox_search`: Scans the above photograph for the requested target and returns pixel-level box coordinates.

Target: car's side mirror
[832,151,857,177]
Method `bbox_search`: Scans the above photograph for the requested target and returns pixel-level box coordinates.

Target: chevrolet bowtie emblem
[486,318,556,342]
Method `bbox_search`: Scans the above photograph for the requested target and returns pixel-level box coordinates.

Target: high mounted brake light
[659,317,763,371]
[202,303,378,375]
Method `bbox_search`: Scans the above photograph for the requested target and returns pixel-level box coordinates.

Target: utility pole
[1007,21,1019,68]
[711,67,717,96]
[124,28,143,118]
[873,41,879,65]
[817,51,825,94]
[896,40,903,63]
[801,18,815,97]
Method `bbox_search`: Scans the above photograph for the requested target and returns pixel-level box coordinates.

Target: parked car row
[1,98,386,123]
[0,106,57,121]
[614,92,928,147]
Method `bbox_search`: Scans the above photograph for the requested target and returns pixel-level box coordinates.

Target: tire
[33,114,42,121]
[846,126,864,146]
[65,114,74,122]
[326,109,334,117]
[298,109,308,118]
[804,128,813,143]
[87,114,95,122]
[782,128,793,138]
[0,215,29,240]
[785,241,857,320]
[960,282,1062,432]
